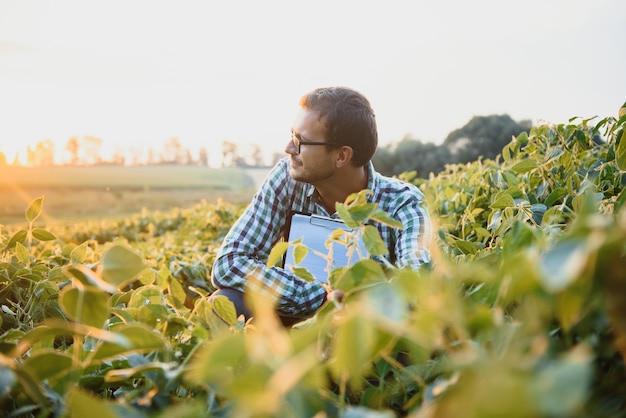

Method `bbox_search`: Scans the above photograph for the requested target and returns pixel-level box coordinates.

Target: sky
[0,0,624,166]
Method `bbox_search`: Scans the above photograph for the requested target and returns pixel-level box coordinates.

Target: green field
[0,165,268,225]
[1,115,625,417]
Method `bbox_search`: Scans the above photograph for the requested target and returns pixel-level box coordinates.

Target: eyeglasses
[291,129,343,154]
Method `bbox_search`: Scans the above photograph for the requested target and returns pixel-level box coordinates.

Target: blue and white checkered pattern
[211,157,431,317]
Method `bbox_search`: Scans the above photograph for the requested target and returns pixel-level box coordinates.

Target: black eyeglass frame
[291,129,344,154]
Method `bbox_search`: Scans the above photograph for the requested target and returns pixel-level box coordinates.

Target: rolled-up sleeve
[392,196,432,269]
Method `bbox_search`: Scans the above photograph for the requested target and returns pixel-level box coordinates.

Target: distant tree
[443,114,531,164]
[394,139,434,176]
[371,145,395,175]
[10,153,20,166]
[0,152,7,166]
[247,144,265,167]
[373,138,452,178]
[27,140,55,167]
[233,155,247,167]
[184,149,193,165]
[221,141,239,167]
[82,136,103,165]
[147,148,158,165]
[372,114,531,179]
[162,137,185,164]
[110,150,126,166]
[198,147,209,166]
[62,136,106,165]
[65,136,80,165]
[414,142,453,178]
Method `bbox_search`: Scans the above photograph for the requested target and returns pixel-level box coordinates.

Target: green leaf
[474,227,491,239]
[336,203,359,229]
[545,147,564,162]
[455,239,481,255]
[362,225,388,256]
[616,129,626,171]
[156,266,186,305]
[572,189,602,216]
[544,187,567,206]
[101,244,147,289]
[615,187,626,214]
[104,361,176,383]
[211,294,238,325]
[511,158,538,173]
[291,266,316,282]
[347,202,378,223]
[6,229,27,249]
[70,242,88,264]
[267,241,290,268]
[369,209,402,228]
[168,276,187,305]
[60,287,110,328]
[344,189,372,207]
[64,265,116,294]
[11,367,50,411]
[331,314,378,388]
[502,142,513,163]
[0,366,16,397]
[18,319,130,353]
[137,304,169,327]
[22,350,73,381]
[530,203,547,225]
[89,323,165,363]
[361,282,407,323]
[31,228,56,242]
[128,285,162,308]
[109,308,134,324]
[334,260,385,292]
[186,332,246,384]
[503,220,538,257]
[293,244,309,265]
[538,239,588,292]
[66,387,119,418]
[555,287,586,332]
[138,268,155,285]
[15,241,30,265]
[490,193,515,209]
[531,345,592,416]
[327,228,347,245]
[25,196,44,223]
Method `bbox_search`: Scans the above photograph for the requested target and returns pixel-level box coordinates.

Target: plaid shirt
[211,157,431,317]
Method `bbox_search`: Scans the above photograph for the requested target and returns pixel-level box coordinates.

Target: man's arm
[392,195,432,270]
[211,160,327,317]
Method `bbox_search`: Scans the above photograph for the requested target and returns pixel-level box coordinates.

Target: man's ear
[335,146,354,168]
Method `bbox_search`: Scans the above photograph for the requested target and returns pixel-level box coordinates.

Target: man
[211,86,431,325]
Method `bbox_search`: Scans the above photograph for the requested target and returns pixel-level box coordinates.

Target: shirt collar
[365,161,377,201]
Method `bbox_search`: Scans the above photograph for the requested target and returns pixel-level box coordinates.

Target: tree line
[372,114,532,178]
[0,137,273,168]
[1,114,532,177]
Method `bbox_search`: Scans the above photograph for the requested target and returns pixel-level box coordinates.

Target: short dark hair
[299,86,377,167]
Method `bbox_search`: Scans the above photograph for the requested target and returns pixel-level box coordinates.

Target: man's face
[285,108,339,184]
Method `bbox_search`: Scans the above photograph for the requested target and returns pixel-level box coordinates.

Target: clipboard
[283,212,367,283]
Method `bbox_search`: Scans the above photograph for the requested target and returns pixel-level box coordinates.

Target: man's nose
[285,139,296,155]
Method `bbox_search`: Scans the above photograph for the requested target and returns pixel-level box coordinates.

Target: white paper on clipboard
[283,213,367,283]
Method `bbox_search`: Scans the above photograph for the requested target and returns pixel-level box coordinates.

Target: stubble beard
[289,161,335,185]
